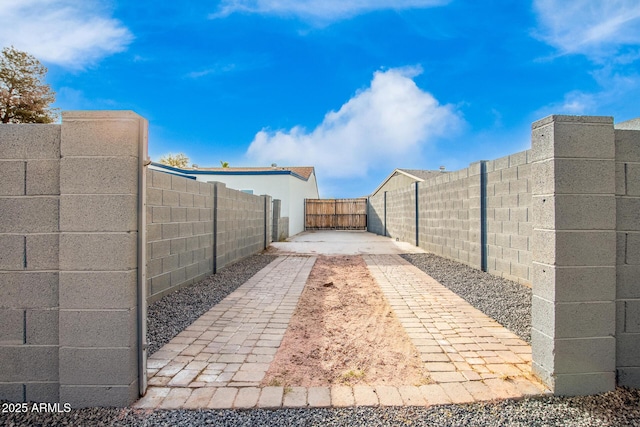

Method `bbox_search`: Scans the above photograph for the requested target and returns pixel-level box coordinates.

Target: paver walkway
[135,249,548,410]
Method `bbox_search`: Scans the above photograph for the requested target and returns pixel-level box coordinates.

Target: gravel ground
[147,254,277,355]
[3,251,639,426]
[3,387,639,426]
[401,253,531,343]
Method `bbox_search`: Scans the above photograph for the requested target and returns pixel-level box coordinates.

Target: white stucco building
[149,163,319,236]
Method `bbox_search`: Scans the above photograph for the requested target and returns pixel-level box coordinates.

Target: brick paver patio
[135,253,548,410]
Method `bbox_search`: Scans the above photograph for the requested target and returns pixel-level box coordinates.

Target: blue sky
[1,1,639,197]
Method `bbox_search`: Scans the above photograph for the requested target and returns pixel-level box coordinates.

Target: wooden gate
[305,198,367,230]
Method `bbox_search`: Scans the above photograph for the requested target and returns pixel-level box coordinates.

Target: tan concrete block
[307,386,331,407]
[59,308,136,347]
[60,156,137,194]
[283,386,307,407]
[159,387,192,409]
[0,234,24,269]
[234,387,260,409]
[0,272,58,308]
[0,160,25,195]
[257,386,283,408]
[61,111,144,157]
[133,387,170,408]
[375,385,403,406]
[0,124,60,159]
[0,197,59,233]
[25,234,58,270]
[167,369,201,387]
[26,159,59,195]
[25,308,58,345]
[331,385,354,407]
[59,346,136,386]
[483,378,523,400]
[398,385,426,406]
[59,233,136,271]
[352,385,378,406]
[440,382,475,404]
[60,194,137,232]
[0,309,24,344]
[462,380,495,401]
[208,387,238,409]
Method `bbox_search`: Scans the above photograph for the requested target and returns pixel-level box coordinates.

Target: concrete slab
[269,230,426,255]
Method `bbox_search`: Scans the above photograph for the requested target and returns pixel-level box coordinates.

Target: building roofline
[150,162,314,182]
[369,169,422,196]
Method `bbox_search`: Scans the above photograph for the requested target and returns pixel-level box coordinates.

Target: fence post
[531,115,616,395]
[480,161,487,271]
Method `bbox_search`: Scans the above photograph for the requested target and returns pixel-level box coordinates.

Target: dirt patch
[262,255,430,387]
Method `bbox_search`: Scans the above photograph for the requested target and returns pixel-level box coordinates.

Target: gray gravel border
[147,254,278,355]
[401,253,531,343]
[3,387,639,426]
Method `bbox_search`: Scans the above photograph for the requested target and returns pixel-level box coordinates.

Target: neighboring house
[370,168,445,196]
[149,163,319,236]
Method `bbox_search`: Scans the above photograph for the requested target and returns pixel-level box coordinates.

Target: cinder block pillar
[531,115,617,395]
[58,111,147,406]
[263,195,272,248]
[272,199,281,241]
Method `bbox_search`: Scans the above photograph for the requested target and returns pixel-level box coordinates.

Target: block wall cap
[62,110,143,121]
[532,115,614,129]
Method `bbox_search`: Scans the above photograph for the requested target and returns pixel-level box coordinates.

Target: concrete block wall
[369,114,640,395]
[0,111,145,407]
[272,199,290,242]
[146,174,279,301]
[369,156,530,283]
[485,150,533,285]
[419,168,479,267]
[0,124,61,403]
[384,183,417,245]
[367,192,385,235]
[615,124,640,387]
[213,182,271,271]
[146,170,214,302]
[277,217,289,241]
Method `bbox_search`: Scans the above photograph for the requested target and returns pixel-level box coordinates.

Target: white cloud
[246,67,463,178]
[536,65,640,117]
[533,0,640,58]
[0,0,133,69]
[212,0,450,23]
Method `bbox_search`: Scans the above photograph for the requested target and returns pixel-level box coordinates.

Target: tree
[220,161,229,168]
[0,46,58,124]
[159,153,189,168]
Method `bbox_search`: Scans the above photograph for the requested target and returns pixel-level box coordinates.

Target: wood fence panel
[305,198,367,230]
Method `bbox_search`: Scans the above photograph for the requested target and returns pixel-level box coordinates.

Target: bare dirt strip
[262,255,430,387]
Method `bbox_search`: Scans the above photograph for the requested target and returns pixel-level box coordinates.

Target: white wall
[194,173,317,236]
[289,172,320,234]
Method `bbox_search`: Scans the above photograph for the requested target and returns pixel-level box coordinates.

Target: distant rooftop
[150,163,315,181]
[189,166,315,180]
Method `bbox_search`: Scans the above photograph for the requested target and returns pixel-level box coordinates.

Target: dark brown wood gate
[305,198,367,230]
